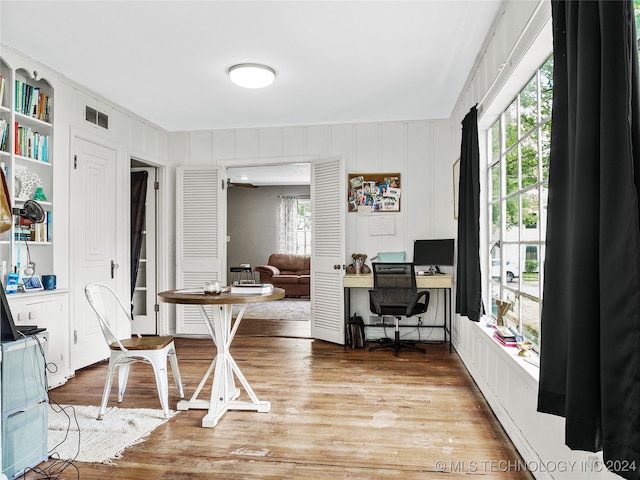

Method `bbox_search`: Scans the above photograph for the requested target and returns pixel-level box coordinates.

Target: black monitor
[412,239,455,273]
[1,286,21,342]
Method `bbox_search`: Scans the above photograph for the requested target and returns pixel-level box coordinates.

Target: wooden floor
[29,318,534,479]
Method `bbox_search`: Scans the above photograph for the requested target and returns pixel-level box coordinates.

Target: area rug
[48,405,176,464]
[232,299,310,321]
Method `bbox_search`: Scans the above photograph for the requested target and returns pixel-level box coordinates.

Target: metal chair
[368,262,429,356]
[84,282,184,419]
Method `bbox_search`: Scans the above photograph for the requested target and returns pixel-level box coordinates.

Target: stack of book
[493,325,518,347]
[230,283,274,294]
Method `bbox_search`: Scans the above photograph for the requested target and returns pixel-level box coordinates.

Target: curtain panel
[455,105,483,322]
[278,195,298,254]
[537,1,640,477]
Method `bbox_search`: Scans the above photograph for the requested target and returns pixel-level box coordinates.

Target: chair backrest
[370,262,420,317]
[372,262,417,291]
[85,282,141,351]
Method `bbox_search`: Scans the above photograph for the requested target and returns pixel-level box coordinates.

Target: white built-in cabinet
[7,291,70,389]
[0,57,70,388]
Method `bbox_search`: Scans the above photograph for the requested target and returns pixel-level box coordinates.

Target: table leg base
[201,400,271,428]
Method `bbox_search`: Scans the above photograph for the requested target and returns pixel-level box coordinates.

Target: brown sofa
[256,254,310,297]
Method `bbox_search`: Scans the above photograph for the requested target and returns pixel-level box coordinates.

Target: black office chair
[368,262,429,356]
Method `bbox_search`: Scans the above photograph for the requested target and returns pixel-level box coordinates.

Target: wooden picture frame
[347,173,400,213]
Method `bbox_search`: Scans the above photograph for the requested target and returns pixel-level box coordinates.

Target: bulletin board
[347,173,401,213]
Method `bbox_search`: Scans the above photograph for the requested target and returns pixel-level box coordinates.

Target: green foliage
[525,259,539,273]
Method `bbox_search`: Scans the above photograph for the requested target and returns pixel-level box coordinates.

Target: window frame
[485,55,553,350]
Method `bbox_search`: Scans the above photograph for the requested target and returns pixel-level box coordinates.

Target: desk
[158,287,285,427]
[343,273,452,352]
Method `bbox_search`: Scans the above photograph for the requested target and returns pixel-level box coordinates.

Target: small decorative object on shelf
[14,166,42,199]
[346,253,371,274]
[32,186,46,201]
[495,299,511,327]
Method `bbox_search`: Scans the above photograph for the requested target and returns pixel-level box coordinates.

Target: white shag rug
[232,299,310,321]
[48,405,176,464]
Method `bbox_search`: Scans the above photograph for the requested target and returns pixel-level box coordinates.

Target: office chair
[368,262,429,356]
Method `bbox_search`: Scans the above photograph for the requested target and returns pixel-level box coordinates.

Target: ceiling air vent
[85,106,109,129]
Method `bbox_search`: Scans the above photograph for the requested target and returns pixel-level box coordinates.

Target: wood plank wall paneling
[35,319,533,480]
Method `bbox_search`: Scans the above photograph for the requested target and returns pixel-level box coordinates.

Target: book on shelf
[230,283,274,294]
[0,75,5,107]
[493,332,518,347]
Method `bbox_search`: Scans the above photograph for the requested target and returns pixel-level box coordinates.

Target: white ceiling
[0,0,503,133]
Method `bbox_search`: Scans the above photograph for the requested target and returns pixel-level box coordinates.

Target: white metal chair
[84,282,184,419]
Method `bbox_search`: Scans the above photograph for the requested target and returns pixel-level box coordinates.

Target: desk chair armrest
[406,290,429,316]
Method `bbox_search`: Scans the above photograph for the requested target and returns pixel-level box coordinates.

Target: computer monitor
[412,239,455,273]
[1,286,21,342]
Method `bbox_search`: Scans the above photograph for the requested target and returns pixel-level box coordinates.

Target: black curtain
[131,171,148,315]
[537,1,640,477]
[455,105,483,322]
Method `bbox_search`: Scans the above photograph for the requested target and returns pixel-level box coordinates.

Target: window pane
[521,189,539,233]
[506,150,518,195]
[541,120,551,181]
[522,244,540,298]
[505,196,520,237]
[490,202,501,241]
[505,98,518,148]
[490,162,500,202]
[540,185,548,241]
[540,56,553,119]
[491,120,500,162]
[521,296,541,348]
[521,131,539,188]
[503,243,519,286]
[503,292,520,332]
[491,244,502,283]
[520,75,538,136]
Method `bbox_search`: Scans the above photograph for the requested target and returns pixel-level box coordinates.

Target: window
[487,55,553,349]
[296,198,311,255]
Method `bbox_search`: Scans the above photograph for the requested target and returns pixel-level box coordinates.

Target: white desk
[343,273,453,352]
[158,288,285,427]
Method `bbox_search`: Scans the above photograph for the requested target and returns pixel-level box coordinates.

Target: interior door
[311,155,345,344]
[175,166,225,334]
[70,136,118,369]
[131,166,157,334]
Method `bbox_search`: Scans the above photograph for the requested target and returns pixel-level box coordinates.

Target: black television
[412,239,455,273]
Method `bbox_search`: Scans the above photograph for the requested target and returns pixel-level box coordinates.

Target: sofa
[256,253,310,297]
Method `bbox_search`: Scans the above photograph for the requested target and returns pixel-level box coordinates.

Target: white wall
[227,184,310,269]
[0,43,170,341]
[168,120,456,326]
[449,1,618,479]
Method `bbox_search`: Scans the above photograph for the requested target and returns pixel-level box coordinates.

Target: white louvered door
[175,166,225,335]
[310,156,345,344]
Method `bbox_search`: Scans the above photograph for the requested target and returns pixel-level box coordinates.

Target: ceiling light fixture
[228,63,276,89]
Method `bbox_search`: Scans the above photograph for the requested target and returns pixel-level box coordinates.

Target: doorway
[226,164,311,329]
[131,159,159,334]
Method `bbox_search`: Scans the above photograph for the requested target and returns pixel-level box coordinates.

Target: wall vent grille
[85,106,109,129]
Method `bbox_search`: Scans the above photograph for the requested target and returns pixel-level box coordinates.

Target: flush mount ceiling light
[228,63,276,89]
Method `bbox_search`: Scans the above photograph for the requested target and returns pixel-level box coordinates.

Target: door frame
[129,151,169,335]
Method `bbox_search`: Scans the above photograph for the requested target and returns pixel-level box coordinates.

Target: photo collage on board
[348,174,401,212]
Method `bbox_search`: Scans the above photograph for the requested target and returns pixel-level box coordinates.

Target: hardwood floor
[29,319,533,479]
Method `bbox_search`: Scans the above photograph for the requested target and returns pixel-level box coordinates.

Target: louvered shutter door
[176,166,224,334]
[311,156,346,344]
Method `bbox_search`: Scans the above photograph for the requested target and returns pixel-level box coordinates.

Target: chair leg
[98,356,118,420]
[117,362,131,402]
[368,316,426,356]
[168,347,185,398]
[148,350,171,419]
